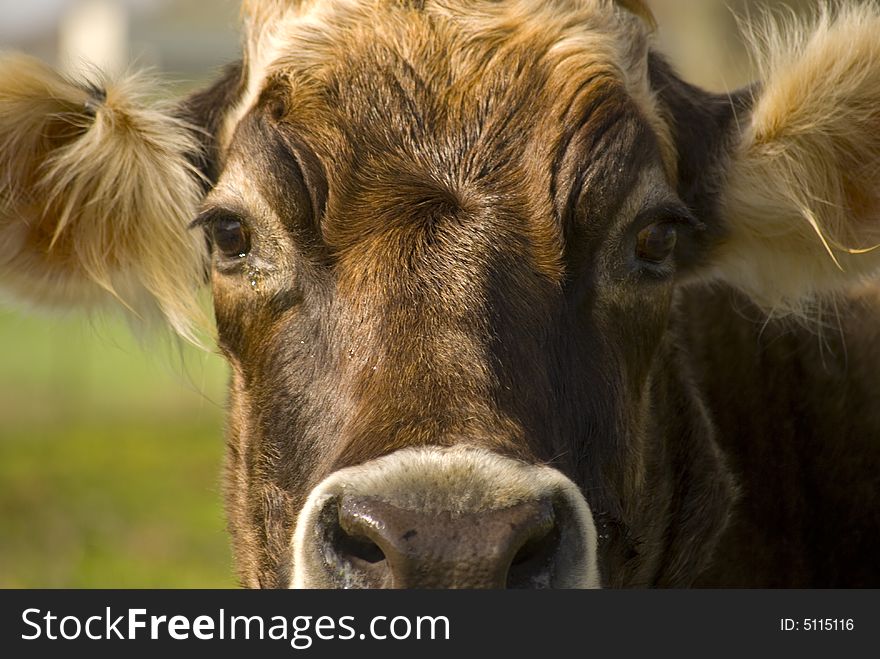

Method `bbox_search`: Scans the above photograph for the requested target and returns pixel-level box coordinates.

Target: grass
[0,309,235,588]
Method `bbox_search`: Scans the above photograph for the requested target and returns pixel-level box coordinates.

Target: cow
[1,0,879,588]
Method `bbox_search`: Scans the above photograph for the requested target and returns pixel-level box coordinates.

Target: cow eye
[636,222,677,264]
[211,216,251,259]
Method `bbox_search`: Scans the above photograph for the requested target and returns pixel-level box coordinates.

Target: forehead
[227,0,673,160]
[218,0,675,273]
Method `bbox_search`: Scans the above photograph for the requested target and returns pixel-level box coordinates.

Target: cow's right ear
[0,55,242,344]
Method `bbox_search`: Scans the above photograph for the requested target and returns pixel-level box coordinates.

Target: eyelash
[633,204,700,233]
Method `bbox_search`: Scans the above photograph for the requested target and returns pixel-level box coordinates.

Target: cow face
[3,0,880,588]
[205,0,721,588]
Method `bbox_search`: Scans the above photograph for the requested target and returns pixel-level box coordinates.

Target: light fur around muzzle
[291,446,600,588]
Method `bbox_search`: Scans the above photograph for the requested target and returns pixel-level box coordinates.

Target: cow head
[2,0,880,588]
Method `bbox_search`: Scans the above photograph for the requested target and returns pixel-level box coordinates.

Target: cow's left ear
[0,56,242,343]
[658,4,880,313]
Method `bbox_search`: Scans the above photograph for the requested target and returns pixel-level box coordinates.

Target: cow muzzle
[291,446,600,588]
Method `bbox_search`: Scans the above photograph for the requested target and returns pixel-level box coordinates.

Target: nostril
[506,501,564,589]
[510,524,559,567]
[313,497,392,588]
[332,527,386,565]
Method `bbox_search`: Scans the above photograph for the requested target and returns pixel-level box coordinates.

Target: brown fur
[2,1,880,588]
[0,55,209,342]
[208,0,880,587]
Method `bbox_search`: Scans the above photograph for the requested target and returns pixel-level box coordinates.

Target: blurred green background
[0,310,233,587]
[0,0,834,587]
[0,0,240,588]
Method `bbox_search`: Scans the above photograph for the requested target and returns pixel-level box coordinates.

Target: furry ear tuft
[0,54,209,344]
[715,4,880,313]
